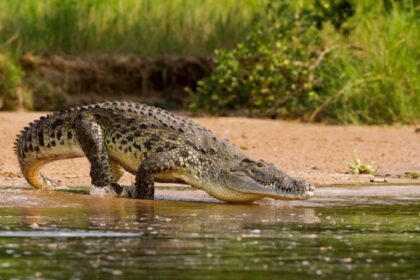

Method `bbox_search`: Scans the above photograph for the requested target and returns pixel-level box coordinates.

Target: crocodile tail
[14,119,57,189]
[19,157,60,190]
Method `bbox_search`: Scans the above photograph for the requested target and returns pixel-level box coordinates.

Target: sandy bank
[0,112,418,189]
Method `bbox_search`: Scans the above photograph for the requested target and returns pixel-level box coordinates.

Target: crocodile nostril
[307,184,315,192]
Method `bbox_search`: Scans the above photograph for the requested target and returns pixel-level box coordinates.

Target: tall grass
[0,0,265,56]
[317,2,420,124]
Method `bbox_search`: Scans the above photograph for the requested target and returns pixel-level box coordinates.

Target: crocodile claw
[89,185,119,197]
[120,185,136,198]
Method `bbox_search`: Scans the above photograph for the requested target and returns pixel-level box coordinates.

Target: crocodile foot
[120,185,136,198]
[41,175,68,190]
[90,184,120,197]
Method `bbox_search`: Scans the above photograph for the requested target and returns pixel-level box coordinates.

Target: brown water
[0,186,420,279]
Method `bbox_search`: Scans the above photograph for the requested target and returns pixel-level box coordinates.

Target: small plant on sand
[348,156,377,175]
[403,172,420,180]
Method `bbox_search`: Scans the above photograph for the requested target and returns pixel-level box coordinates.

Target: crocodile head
[222,158,315,200]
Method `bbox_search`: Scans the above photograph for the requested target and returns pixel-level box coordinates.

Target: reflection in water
[0,231,142,237]
[0,188,419,279]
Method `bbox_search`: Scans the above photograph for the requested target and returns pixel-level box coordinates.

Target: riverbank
[0,112,418,190]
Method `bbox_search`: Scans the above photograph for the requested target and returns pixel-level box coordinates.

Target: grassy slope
[0,0,264,56]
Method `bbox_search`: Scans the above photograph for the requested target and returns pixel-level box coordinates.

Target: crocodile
[14,101,315,202]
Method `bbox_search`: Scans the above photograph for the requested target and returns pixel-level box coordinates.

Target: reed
[0,0,265,56]
[317,2,420,124]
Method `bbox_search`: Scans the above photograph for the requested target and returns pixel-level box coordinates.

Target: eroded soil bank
[0,112,418,188]
[1,54,213,110]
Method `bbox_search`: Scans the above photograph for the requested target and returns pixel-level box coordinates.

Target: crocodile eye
[240,158,254,167]
[257,162,264,167]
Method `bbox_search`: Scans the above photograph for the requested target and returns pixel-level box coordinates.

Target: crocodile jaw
[226,173,315,200]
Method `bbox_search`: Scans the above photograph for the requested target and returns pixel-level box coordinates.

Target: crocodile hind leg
[75,116,123,196]
[131,151,182,199]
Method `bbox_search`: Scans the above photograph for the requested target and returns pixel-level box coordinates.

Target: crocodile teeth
[266,182,275,188]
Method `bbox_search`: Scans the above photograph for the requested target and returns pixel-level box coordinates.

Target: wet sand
[0,112,419,192]
[1,184,420,208]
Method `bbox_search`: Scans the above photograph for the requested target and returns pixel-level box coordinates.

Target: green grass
[403,172,420,179]
[315,2,420,124]
[0,0,265,56]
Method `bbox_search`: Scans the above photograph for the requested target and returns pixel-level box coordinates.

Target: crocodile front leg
[132,151,182,199]
[75,115,123,196]
[109,160,124,182]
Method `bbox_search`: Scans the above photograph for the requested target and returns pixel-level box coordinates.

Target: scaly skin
[14,101,315,202]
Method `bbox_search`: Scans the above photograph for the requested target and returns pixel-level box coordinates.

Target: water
[0,186,419,279]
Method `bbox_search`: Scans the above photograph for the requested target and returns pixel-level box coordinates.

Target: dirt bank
[0,112,418,188]
[1,55,213,111]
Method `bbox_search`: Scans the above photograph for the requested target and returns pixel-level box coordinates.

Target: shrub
[0,54,23,109]
[189,3,331,119]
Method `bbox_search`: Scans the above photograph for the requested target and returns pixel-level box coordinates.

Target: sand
[0,112,419,188]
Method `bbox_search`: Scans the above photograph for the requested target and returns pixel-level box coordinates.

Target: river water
[0,185,419,279]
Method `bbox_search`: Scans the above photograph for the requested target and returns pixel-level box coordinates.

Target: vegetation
[190,1,420,124]
[0,55,20,109]
[348,157,377,175]
[189,2,329,118]
[318,1,420,124]
[403,172,420,179]
[0,54,32,110]
[0,0,264,56]
[0,0,418,124]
